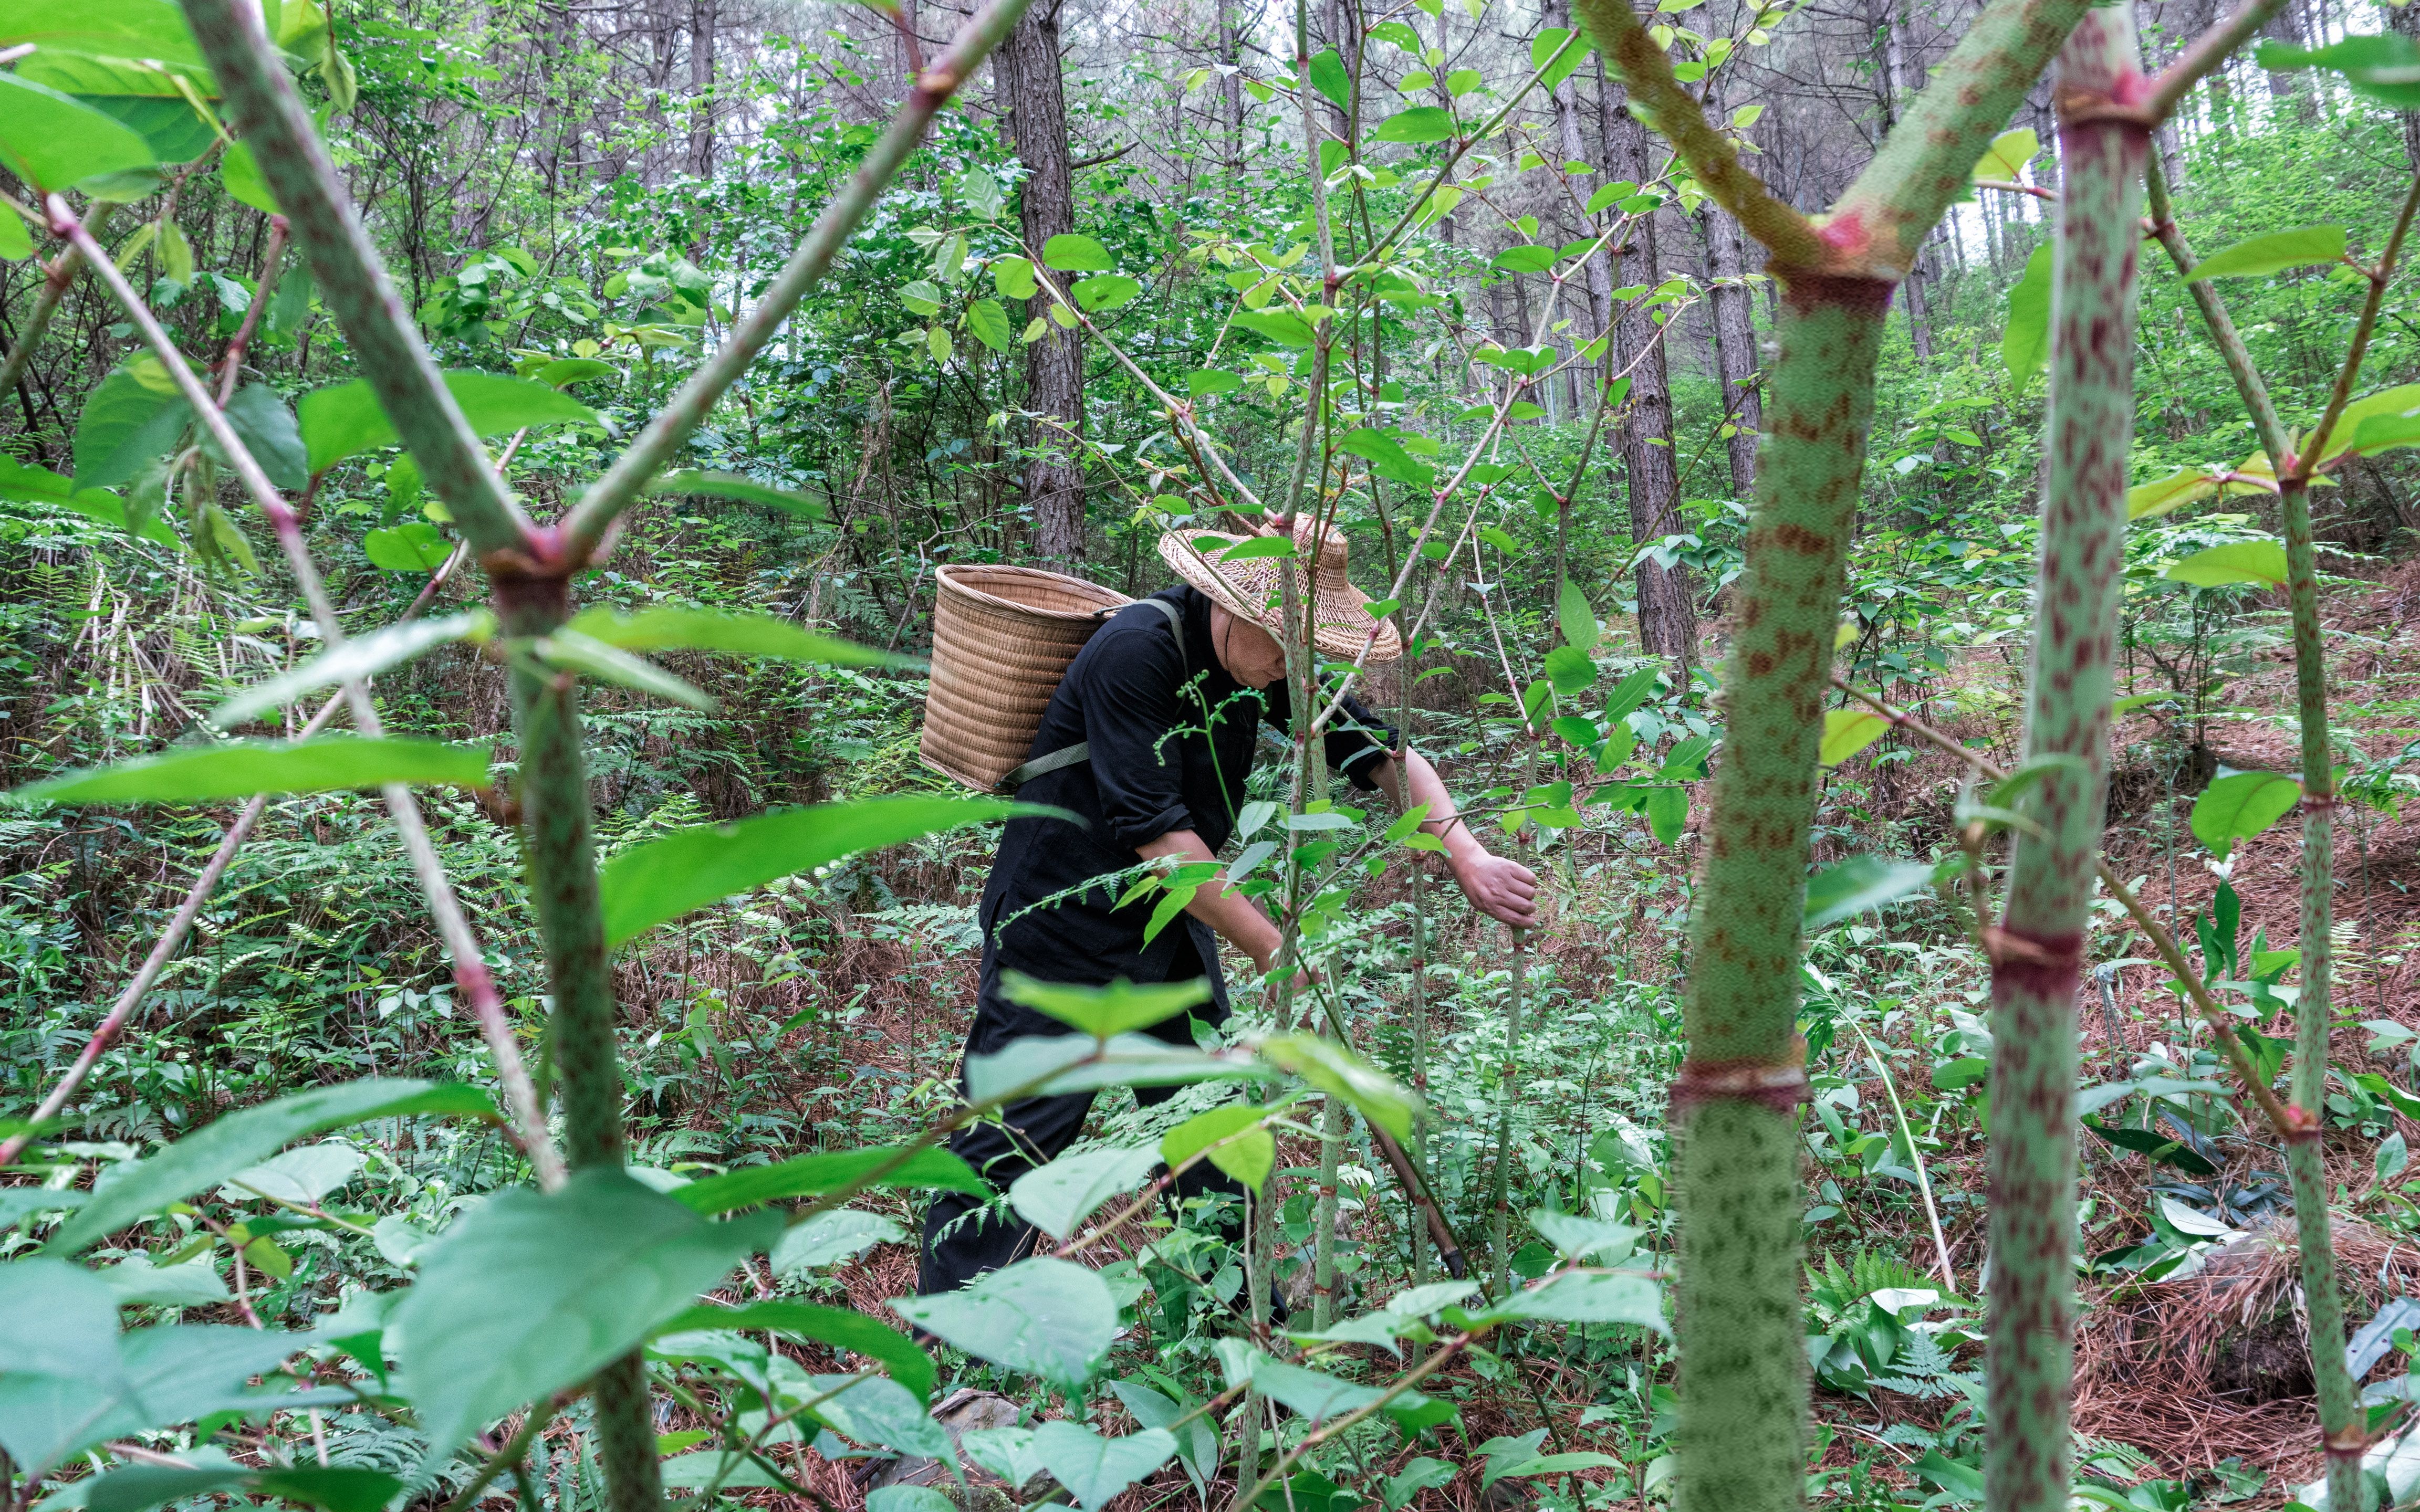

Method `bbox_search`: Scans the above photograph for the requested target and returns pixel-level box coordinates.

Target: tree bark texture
[1003,0,1085,562]
[1602,88,1693,664]
[1701,200,1762,498]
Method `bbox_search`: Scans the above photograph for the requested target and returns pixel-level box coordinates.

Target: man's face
[1211,605,1287,688]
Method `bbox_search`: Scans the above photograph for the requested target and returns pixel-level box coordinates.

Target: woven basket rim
[935,562,1131,623]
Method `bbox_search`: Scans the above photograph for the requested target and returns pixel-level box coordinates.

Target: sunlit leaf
[2184,224,2346,281]
[397,1169,780,1464]
[1041,234,1114,272]
[297,371,596,472]
[2000,245,2051,384]
[1803,855,1934,931]
[1000,972,1212,1039]
[2189,770,2300,860]
[0,74,153,193]
[1161,1103,1276,1191]
[1969,127,2038,182]
[2163,540,2288,588]
[12,736,489,806]
[2257,33,2420,108]
[211,612,493,727]
[890,1257,1119,1390]
[53,1079,494,1250]
[2125,467,2219,521]
[363,521,452,572]
[598,795,1042,946]
[1256,1034,1419,1139]
[566,606,910,668]
[644,468,828,520]
[1373,106,1456,144]
[1818,708,1891,766]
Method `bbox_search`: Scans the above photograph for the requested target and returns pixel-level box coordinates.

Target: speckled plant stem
[1985,13,2146,1512]
[1570,0,2094,1505]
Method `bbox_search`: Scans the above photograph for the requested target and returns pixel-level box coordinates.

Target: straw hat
[1157,516,1403,662]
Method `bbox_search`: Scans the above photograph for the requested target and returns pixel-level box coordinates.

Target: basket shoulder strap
[999,596,1188,791]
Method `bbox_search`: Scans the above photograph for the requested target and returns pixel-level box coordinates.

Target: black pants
[916,935,1250,1296]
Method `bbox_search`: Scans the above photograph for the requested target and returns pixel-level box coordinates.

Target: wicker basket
[920,563,1133,792]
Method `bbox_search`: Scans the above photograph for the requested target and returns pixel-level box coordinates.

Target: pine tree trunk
[1701,201,1762,497]
[1601,87,1692,665]
[1002,0,1085,562]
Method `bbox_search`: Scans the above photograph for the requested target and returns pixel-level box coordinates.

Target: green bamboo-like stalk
[1985,15,2146,1512]
[1570,0,2092,1506]
[1488,929,1528,1296]
[2142,152,2420,1512]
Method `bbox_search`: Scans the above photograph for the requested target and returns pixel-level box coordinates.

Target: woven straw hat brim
[1157,530,1404,662]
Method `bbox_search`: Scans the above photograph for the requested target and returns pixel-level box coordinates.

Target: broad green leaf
[600,795,1038,947]
[0,209,28,260]
[534,356,617,389]
[210,611,494,727]
[222,1142,364,1205]
[1041,234,1115,272]
[72,368,191,491]
[1602,666,1658,722]
[967,297,1012,352]
[1161,1103,1275,1191]
[1305,47,1351,108]
[13,736,490,806]
[1528,1210,1640,1264]
[768,1210,906,1274]
[0,74,153,193]
[992,254,1038,299]
[1818,708,1891,766]
[798,1372,952,1460]
[2000,245,2052,384]
[1499,1453,1626,1479]
[965,1034,1261,1105]
[644,468,828,520]
[660,1300,935,1402]
[1186,369,1242,397]
[2125,467,2219,521]
[0,5,211,71]
[1969,127,2038,182]
[1232,310,1315,348]
[398,1169,780,1463]
[1000,971,1211,1038]
[1492,246,1557,273]
[1469,1269,1665,1330]
[889,1256,1118,1390]
[210,385,307,492]
[1803,856,1934,931]
[1336,426,1434,489]
[671,1146,988,1214]
[1033,1422,1176,1512]
[85,1468,400,1512]
[534,626,716,711]
[1220,534,1299,560]
[2310,383,2420,464]
[53,1079,493,1250]
[1110,1379,1218,1496]
[1075,274,1142,312]
[1008,1146,1162,1241]
[657,1453,786,1491]
[297,371,596,472]
[1644,784,1687,845]
[363,521,453,572]
[1531,27,1584,88]
[1247,1357,1446,1430]
[1373,106,1455,143]
[1256,1034,1419,1139]
[565,606,909,668]
[2163,540,2288,588]
[2257,34,2420,108]
[220,141,278,215]
[1542,645,1597,695]
[2185,224,2346,281]
[1557,578,1598,652]
[2189,770,2301,860]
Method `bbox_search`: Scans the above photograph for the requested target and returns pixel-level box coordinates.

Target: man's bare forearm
[1136,828,1282,972]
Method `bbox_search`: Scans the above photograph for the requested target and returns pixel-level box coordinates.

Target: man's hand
[1452,849,1539,928]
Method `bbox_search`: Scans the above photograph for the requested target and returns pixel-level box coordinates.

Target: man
[917,518,1538,1296]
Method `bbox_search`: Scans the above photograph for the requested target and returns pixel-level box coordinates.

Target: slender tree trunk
[1218,0,1245,194]
[1602,87,1692,665]
[1701,200,1762,498]
[1984,13,2145,1512]
[1002,0,1085,562]
[1550,0,1614,378]
[687,0,716,178]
